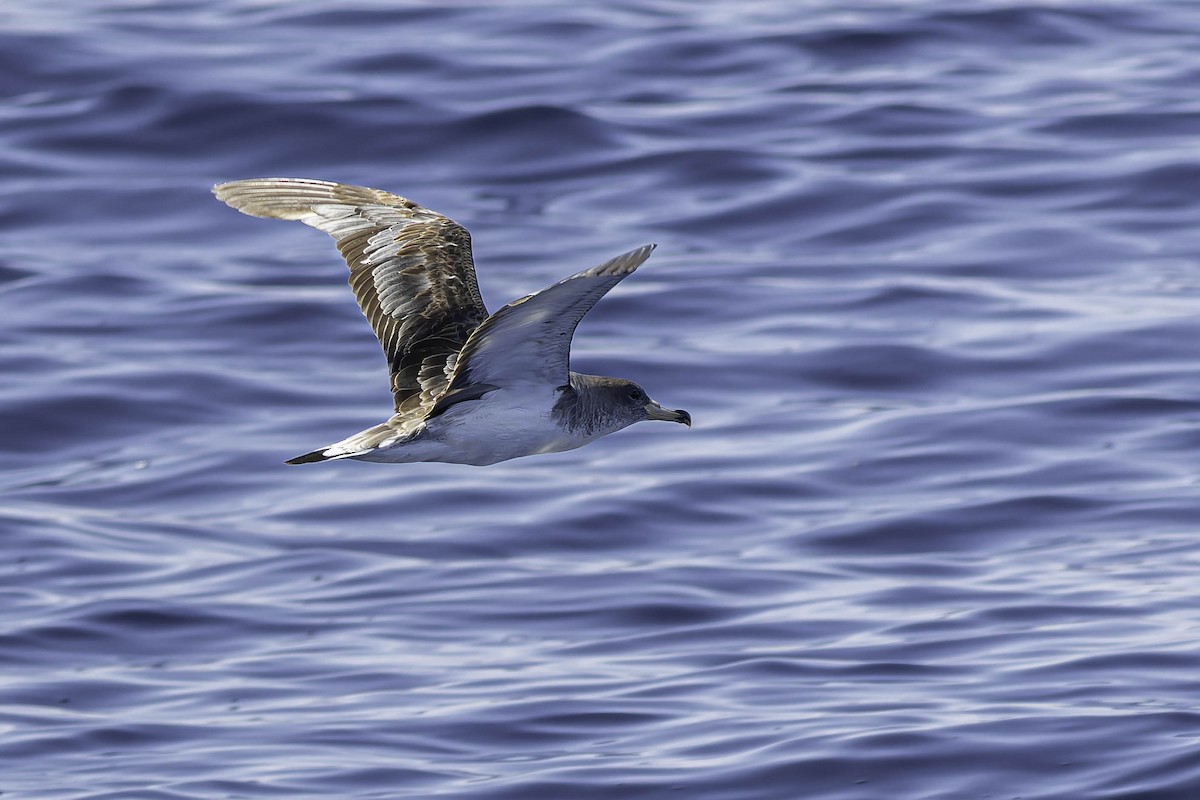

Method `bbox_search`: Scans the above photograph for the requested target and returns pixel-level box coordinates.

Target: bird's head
[607,379,691,429]
[556,375,691,437]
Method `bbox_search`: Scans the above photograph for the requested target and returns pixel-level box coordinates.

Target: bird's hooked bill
[646,402,691,427]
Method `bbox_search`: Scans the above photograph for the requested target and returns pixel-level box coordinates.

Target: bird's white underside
[343,385,593,465]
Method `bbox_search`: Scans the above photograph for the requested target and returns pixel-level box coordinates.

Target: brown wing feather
[213,178,488,412]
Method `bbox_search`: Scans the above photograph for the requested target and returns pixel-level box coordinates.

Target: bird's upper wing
[433,244,655,410]
[213,178,488,414]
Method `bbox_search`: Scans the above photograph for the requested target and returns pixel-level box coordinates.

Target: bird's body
[319,382,590,466]
[213,178,690,465]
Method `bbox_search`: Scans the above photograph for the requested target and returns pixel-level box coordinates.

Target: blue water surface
[4,1,1200,798]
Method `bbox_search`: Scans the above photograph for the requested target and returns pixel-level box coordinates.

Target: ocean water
[4,1,1200,797]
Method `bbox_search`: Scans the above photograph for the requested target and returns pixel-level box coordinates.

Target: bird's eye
[628,387,644,401]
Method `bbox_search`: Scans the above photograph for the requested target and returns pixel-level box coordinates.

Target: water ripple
[4,1,1200,798]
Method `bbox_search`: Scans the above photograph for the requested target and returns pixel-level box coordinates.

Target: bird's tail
[284,449,334,465]
[284,444,371,465]
[284,421,395,465]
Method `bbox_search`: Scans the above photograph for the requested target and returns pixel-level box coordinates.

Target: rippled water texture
[4,2,1200,798]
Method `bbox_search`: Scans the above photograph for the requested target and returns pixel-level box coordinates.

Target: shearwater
[214,178,691,466]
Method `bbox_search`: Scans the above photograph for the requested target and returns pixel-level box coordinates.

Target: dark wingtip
[284,450,330,465]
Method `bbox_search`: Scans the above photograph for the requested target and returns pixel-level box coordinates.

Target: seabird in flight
[213,178,690,466]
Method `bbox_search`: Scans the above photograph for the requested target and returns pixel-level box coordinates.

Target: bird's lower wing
[441,244,656,400]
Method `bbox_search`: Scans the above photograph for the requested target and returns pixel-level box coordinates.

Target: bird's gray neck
[551,373,622,436]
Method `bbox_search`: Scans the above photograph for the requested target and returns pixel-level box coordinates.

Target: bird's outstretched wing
[213,178,488,414]
[434,244,655,411]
